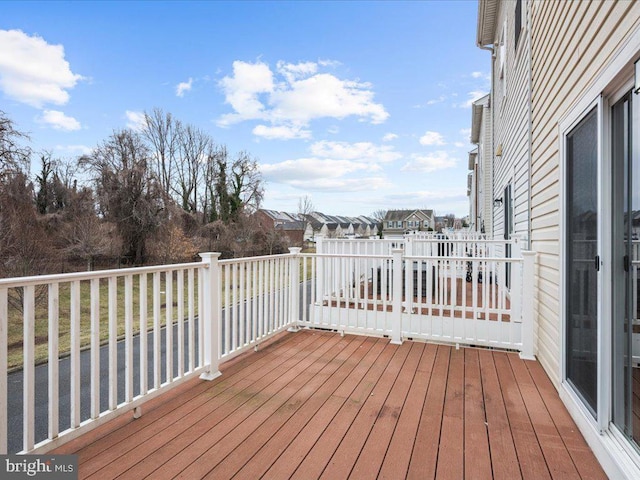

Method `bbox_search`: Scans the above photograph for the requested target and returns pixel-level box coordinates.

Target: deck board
[52,329,607,480]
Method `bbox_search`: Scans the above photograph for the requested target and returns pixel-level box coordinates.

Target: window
[499,22,507,98]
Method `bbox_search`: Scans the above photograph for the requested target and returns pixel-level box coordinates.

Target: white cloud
[217,59,388,134]
[176,77,193,97]
[453,141,466,148]
[270,73,388,124]
[38,110,81,131]
[419,131,446,146]
[277,61,318,82]
[458,90,488,108]
[218,60,274,126]
[471,71,491,81]
[425,95,447,106]
[310,140,401,164]
[284,176,390,192]
[261,157,376,183]
[125,110,146,131]
[401,151,457,173]
[382,133,398,142]
[327,125,340,134]
[54,144,93,155]
[252,124,311,140]
[0,29,83,108]
[318,59,341,68]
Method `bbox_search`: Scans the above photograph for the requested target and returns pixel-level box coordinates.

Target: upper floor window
[499,22,507,98]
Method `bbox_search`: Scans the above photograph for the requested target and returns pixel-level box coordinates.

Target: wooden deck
[53,330,607,479]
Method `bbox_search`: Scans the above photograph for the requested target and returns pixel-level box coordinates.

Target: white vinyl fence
[0,251,301,455]
[0,242,535,455]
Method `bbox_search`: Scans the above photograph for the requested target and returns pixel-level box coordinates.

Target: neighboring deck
[53,329,606,479]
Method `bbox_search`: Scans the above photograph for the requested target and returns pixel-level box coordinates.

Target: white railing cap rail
[303,252,525,263]
[218,251,296,265]
[0,261,203,288]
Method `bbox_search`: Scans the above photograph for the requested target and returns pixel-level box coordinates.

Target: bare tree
[298,195,314,242]
[0,111,31,173]
[229,151,264,219]
[141,108,179,197]
[371,209,387,237]
[80,129,164,265]
[61,187,115,270]
[175,124,211,213]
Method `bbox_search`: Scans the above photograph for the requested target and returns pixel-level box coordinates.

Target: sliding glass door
[565,107,599,416]
[612,92,640,449]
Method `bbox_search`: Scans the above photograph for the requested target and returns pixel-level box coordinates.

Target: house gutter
[526,0,533,251]
[478,44,494,239]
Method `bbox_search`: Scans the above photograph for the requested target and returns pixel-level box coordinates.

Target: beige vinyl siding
[491,0,530,260]
[530,0,640,389]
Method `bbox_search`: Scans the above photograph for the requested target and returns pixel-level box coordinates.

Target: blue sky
[0,0,489,218]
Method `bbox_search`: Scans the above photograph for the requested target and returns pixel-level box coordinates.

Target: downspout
[527,0,533,251]
[478,43,495,239]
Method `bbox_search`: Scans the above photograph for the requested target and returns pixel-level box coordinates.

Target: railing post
[391,248,403,345]
[288,247,302,331]
[405,237,413,257]
[510,235,522,319]
[520,251,536,360]
[199,252,222,381]
[316,236,325,304]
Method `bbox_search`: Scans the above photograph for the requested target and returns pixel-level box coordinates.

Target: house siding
[490,0,531,253]
[530,0,640,388]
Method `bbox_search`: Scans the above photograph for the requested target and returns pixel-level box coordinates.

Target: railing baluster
[23,285,35,452]
[70,280,81,428]
[188,269,195,372]
[153,272,161,389]
[124,275,133,402]
[90,279,100,418]
[252,261,258,341]
[258,259,265,337]
[239,262,245,347]
[108,277,117,410]
[166,271,173,382]
[48,283,59,438]
[177,269,184,378]
[224,264,230,353]
[198,266,204,367]
[0,287,6,454]
[139,273,148,395]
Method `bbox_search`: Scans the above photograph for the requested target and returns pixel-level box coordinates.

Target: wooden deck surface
[53,330,607,479]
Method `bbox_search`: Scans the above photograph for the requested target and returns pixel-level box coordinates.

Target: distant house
[383,210,434,238]
[255,209,305,246]
[303,212,378,240]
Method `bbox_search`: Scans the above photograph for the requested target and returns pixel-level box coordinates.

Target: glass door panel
[612,92,640,448]
[566,107,599,416]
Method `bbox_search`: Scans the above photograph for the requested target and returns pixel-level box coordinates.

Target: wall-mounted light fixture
[494,197,503,207]
[635,58,640,94]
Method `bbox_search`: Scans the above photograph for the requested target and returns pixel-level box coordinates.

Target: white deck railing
[317,235,516,258]
[300,243,535,357]
[1,242,535,455]
[0,251,301,455]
